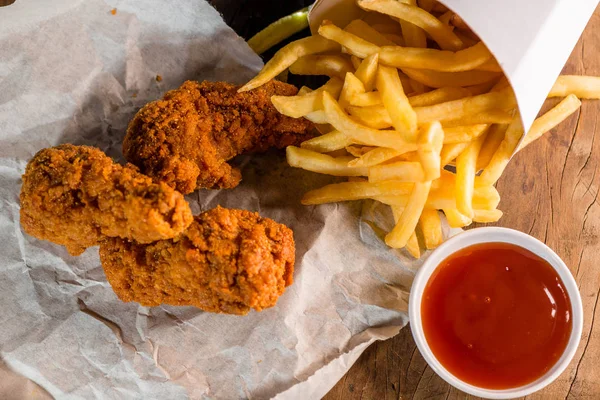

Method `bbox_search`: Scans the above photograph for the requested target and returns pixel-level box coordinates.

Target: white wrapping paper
[0,1,422,398]
[309,0,599,134]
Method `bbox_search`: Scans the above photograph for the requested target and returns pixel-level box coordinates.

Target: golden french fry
[478,115,523,185]
[322,92,417,150]
[476,58,503,73]
[378,42,492,72]
[344,19,397,46]
[455,131,487,218]
[476,123,509,170]
[402,68,502,88]
[396,0,427,94]
[418,122,444,180]
[289,55,354,78]
[391,206,421,258]
[369,161,425,182]
[549,75,600,99]
[384,33,405,45]
[374,183,499,210]
[302,180,414,205]
[349,86,471,108]
[386,181,432,248]
[409,87,471,107]
[465,81,500,96]
[346,145,375,157]
[473,209,503,223]
[297,86,312,95]
[351,55,362,69]
[271,78,343,118]
[286,146,368,176]
[240,36,339,92]
[372,23,403,35]
[354,53,380,91]
[348,91,383,107]
[348,147,411,167]
[415,90,517,123]
[318,20,380,58]
[443,124,489,144]
[419,209,443,249]
[441,110,514,127]
[417,0,436,12]
[518,94,581,150]
[304,110,329,124]
[440,142,469,166]
[443,208,472,228]
[339,72,367,110]
[438,11,454,25]
[347,105,392,129]
[357,0,463,51]
[377,64,418,140]
[301,130,354,153]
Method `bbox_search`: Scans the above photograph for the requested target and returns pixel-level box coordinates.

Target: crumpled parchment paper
[0,1,421,398]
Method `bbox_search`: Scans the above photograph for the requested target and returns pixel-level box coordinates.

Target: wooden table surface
[2,0,598,398]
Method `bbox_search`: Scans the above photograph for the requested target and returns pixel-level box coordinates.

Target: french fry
[549,75,600,99]
[297,86,312,95]
[346,145,375,157]
[318,21,380,58]
[347,105,392,129]
[402,68,502,88]
[476,58,503,73]
[322,92,417,151]
[348,147,412,167]
[391,206,421,258]
[301,130,354,153]
[396,0,427,94]
[302,180,414,205]
[479,115,523,185]
[443,124,489,144]
[354,53,380,91]
[440,110,513,127]
[304,110,329,124]
[518,94,581,150]
[289,55,354,78]
[386,181,432,248]
[417,0,436,12]
[240,36,339,92]
[344,19,397,46]
[384,33,405,45]
[476,123,509,170]
[369,161,425,182]
[415,90,517,123]
[440,142,469,166]
[438,11,454,25]
[408,86,471,107]
[473,209,503,223]
[419,209,443,249]
[374,183,500,210]
[286,146,368,176]
[376,65,418,140]
[378,42,493,72]
[348,86,471,108]
[417,122,444,180]
[271,78,343,118]
[455,131,487,218]
[348,91,383,107]
[357,0,463,51]
[443,208,472,228]
[339,72,367,110]
[351,55,362,69]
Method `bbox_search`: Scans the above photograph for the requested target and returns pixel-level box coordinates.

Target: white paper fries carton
[309,0,598,134]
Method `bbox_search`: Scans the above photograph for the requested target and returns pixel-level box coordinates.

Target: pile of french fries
[240,0,600,258]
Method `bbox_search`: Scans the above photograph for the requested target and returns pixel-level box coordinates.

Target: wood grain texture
[207,1,600,398]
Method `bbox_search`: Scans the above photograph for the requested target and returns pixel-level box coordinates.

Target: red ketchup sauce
[421,242,572,389]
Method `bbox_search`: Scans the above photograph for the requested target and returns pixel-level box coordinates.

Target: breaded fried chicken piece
[123,80,314,193]
[20,144,193,256]
[99,207,295,315]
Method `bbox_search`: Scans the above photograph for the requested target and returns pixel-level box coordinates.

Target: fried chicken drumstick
[20,144,193,255]
[123,80,314,194]
[99,207,295,315]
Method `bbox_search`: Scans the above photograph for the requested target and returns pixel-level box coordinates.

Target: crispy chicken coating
[20,144,193,255]
[99,207,295,315]
[123,80,314,193]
